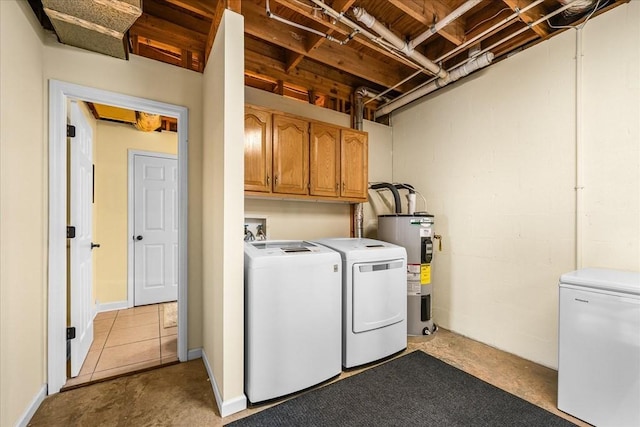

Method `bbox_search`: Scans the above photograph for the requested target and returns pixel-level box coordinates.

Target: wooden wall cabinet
[244,106,272,193]
[244,105,368,203]
[310,123,340,198]
[272,114,309,195]
[340,129,368,200]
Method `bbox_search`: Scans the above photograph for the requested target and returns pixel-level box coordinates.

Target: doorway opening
[48,80,189,394]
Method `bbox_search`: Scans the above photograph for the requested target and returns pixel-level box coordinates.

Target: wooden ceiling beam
[274,0,356,75]
[245,49,355,100]
[143,0,211,35]
[243,1,411,88]
[137,43,182,67]
[388,0,466,46]
[131,13,206,53]
[164,0,217,19]
[204,0,226,64]
[501,0,549,38]
[270,0,409,70]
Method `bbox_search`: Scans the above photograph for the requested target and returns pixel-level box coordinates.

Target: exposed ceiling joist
[130,12,207,53]
[388,0,466,46]
[28,0,630,118]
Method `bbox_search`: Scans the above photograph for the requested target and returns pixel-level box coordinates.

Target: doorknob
[135,235,143,241]
[91,242,101,249]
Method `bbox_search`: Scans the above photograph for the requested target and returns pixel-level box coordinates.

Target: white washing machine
[314,238,407,368]
[244,240,342,403]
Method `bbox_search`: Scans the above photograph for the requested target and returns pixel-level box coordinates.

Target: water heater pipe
[370,183,402,214]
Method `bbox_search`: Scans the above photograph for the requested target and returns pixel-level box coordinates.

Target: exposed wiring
[466,7,511,35]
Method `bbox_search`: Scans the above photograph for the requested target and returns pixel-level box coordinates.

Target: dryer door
[352,259,406,333]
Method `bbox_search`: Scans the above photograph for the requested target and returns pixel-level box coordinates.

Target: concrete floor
[28,328,587,426]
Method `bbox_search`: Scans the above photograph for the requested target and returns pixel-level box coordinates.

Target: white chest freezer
[558,268,640,427]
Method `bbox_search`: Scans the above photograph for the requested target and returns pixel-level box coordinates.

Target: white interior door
[134,154,178,305]
[69,101,94,377]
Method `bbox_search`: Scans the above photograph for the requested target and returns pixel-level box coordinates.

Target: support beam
[501,0,549,38]
[165,0,217,18]
[388,0,466,46]
[204,0,226,64]
[243,1,412,88]
[130,13,206,53]
[271,0,407,71]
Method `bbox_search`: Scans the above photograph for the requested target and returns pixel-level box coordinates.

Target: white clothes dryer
[244,241,342,403]
[314,238,407,368]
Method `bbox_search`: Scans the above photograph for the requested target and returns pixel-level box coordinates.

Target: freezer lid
[559,268,640,296]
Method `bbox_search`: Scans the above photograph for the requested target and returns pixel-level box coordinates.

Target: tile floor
[63,303,178,388]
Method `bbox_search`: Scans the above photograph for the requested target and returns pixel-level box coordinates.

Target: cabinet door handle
[274,176,278,185]
[266,175,270,185]
[342,182,345,191]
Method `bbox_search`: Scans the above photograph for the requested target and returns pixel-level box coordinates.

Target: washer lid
[559,268,640,295]
[313,238,406,262]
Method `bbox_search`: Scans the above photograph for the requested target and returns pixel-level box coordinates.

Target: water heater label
[407,264,421,295]
[419,227,432,237]
[421,264,431,284]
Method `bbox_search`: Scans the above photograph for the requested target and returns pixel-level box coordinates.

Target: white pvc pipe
[374,0,581,117]
[575,28,584,269]
[409,0,483,50]
[367,0,545,112]
[470,0,581,61]
[352,7,448,79]
[375,52,494,117]
[307,0,435,73]
[434,0,545,64]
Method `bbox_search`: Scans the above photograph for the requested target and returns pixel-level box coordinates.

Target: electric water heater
[377,213,436,336]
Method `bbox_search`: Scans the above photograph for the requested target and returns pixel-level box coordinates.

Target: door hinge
[67,124,76,138]
[66,327,76,340]
[66,226,76,239]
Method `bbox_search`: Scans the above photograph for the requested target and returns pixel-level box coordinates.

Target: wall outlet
[244,217,267,241]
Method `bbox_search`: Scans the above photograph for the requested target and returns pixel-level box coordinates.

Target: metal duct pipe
[409,0,483,50]
[354,87,389,130]
[559,0,598,15]
[352,7,449,80]
[375,52,494,118]
[370,183,402,214]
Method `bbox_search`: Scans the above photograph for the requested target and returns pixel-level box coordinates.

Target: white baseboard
[96,300,129,313]
[187,347,202,360]
[201,349,247,417]
[16,384,46,427]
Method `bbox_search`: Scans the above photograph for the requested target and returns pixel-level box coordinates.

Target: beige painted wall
[42,32,204,350]
[390,2,639,369]
[202,10,246,411]
[244,87,394,240]
[94,121,177,304]
[0,2,46,426]
[581,5,640,270]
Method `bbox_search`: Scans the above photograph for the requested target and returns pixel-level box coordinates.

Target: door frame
[127,150,178,307]
[48,80,189,394]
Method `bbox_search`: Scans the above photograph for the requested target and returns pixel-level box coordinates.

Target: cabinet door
[310,123,340,197]
[273,114,309,195]
[341,129,368,200]
[244,107,272,192]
